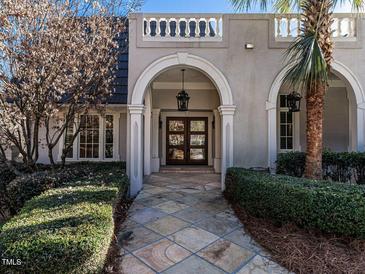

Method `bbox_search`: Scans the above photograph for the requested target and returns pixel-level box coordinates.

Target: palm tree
[231,0,364,179]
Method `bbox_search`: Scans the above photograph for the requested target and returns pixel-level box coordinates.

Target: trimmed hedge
[224,168,365,238]
[277,151,365,184]
[0,162,126,221]
[0,163,128,274]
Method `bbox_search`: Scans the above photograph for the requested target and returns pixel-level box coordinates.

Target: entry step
[159,166,215,174]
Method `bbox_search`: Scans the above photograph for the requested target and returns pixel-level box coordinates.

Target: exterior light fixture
[287,91,302,112]
[245,43,254,49]
[176,69,190,111]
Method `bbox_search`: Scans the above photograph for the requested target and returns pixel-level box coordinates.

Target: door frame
[166,117,209,165]
[161,111,214,166]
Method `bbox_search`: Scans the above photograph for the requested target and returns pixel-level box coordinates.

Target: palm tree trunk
[304,81,326,179]
[302,0,333,179]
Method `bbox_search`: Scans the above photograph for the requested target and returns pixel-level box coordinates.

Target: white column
[357,104,365,152]
[213,109,221,173]
[144,90,152,176]
[128,104,145,197]
[113,113,120,160]
[266,101,277,172]
[151,109,161,172]
[218,105,236,191]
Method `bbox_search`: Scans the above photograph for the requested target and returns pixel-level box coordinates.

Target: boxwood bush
[277,151,365,184]
[224,168,365,238]
[0,163,128,274]
[0,162,126,221]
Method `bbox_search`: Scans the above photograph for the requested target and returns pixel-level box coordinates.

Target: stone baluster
[155,18,161,37]
[337,18,342,37]
[166,18,171,37]
[146,18,151,37]
[349,18,355,37]
[276,17,282,38]
[176,18,181,37]
[186,18,191,37]
[195,18,200,37]
[205,18,210,37]
[215,17,220,37]
[287,17,292,37]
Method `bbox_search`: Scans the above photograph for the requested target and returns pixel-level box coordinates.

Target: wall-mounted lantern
[176,69,190,111]
[287,91,302,112]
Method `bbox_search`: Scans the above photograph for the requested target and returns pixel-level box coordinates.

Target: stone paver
[168,226,219,252]
[145,215,189,236]
[198,239,255,273]
[121,226,162,252]
[163,255,225,274]
[237,255,292,274]
[152,200,189,214]
[133,238,191,272]
[119,254,155,274]
[118,173,290,274]
[195,215,240,236]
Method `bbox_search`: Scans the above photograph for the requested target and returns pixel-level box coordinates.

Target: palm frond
[229,0,301,12]
[332,0,365,12]
[229,0,270,11]
[274,0,301,13]
[282,31,328,91]
[349,0,365,11]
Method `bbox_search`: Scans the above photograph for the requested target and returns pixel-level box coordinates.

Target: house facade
[24,13,365,196]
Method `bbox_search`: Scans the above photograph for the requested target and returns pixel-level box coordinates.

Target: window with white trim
[64,122,74,159]
[105,115,113,158]
[279,95,294,151]
[80,115,100,159]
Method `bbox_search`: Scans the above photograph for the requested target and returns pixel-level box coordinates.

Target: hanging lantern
[287,91,302,112]
[176,69,190,111]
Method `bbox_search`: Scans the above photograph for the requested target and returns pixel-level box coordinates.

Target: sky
[141,0,352,13]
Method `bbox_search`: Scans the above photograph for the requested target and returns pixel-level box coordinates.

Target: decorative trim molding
[218,105,236,115]
[152,81,215,90]
[267,59,365,168]
[128,104,145,114]
[130,53,234,106]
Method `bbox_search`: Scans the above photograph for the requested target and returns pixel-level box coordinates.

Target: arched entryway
[127,53,236,196]
[267,60,365,169]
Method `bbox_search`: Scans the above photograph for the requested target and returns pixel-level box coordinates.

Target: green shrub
[276,151,306,177]
[0,164,129,274]
[1,161,126,220]
[224,168,365,238]
[277,151,365,184]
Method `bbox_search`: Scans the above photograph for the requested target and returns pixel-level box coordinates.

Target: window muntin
[80,115,99,159]
[279,95,294,151]
[105,115,113,159]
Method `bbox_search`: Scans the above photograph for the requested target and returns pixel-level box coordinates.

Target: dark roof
[108,28,128,104]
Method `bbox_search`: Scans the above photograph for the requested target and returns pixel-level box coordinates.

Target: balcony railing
[143,14,223,42]
[275,14,357,42]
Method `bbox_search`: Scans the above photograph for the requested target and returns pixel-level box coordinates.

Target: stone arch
[130,52,234,106]
[267,60,365,169]
[128,53,236,196]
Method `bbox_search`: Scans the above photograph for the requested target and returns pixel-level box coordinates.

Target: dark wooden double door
[166,117,208,165]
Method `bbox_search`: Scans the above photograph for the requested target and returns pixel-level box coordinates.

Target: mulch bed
[102,195,133,274]
[232,204,365,274]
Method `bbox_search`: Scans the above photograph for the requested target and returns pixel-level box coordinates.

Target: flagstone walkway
[118,173,291,274]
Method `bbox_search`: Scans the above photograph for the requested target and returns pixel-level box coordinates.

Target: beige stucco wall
[128,13,365,168]
[299,87,350,152]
